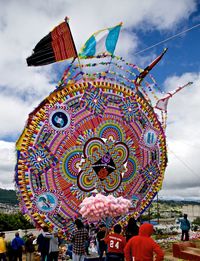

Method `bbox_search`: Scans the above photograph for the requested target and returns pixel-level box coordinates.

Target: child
[124,223,164,261]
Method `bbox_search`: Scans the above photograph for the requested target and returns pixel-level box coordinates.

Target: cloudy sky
[0,0,200,201]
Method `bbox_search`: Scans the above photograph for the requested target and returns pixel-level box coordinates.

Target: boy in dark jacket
[25,233,35,261]
[96,224,107,261]
[37,227,52,261]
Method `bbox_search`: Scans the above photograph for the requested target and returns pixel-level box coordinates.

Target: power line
[168,147,200,179]
[134,23,200,55]
[168,138,200,150]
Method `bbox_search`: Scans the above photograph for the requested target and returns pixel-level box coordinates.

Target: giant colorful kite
[15,18,182,237]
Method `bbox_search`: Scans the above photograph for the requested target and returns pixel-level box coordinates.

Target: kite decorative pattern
[15,55,167,237]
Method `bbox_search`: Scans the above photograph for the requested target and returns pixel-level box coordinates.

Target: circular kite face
[36,192,58,212]
[15,57,167,235]
[49,109,71,131]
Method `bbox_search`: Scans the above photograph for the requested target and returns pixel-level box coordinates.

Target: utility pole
[157,193,160,224]
[148,204,151,223]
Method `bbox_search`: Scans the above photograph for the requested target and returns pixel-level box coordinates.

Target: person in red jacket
[104,224,126,261]
[124,223,164,261]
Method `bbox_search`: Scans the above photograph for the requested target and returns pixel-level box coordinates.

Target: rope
[168,147,200,179]
[134,23,200,55]
[168,138,200,150]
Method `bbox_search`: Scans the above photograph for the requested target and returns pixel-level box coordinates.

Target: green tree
[0,212,34,231]
[192,217,200,226]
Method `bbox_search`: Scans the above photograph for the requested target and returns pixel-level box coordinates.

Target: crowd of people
[0,231,34,261]
[68,217,164,261]
[0,214,191,261]
[0,228,60,261]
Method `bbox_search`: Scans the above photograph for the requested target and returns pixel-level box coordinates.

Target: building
[0,203,19,214]
[182,205,200,221]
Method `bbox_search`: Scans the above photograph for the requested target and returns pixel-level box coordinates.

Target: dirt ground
[20,239,200,261]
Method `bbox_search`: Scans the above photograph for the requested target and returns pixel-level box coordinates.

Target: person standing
[96,224,107,261]
[69,219,89,261]
[0,232,7,261]
[125,217,139,242]
[65,244,72,260]
[124,223,164,261]
[89,223,97,253]
[179,214,191,241]
[84,223,90,256]
[104,224,126,261]
[11,232,25,261]
[37,226,51,261]
[25,233,35,261]
[48,231,59,261]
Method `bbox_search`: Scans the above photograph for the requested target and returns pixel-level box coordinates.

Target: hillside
[0,187,199,207]
[0,188,18,205]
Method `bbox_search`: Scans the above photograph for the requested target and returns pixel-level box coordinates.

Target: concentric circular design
[122,156,137,183]
[103,172,122,193]
[15,56,167,236]
[61,147,82,183]
[83,137,104,157]
[49,109,71,131]
[115,142,129,163]
[77,171,96,192]
[96,121,125,142]
[36,192,58,212]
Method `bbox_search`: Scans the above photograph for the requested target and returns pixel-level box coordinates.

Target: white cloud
[137,0,197,30]
[0,93,45,139]
[165,72,200,141]
[159,188,200,202]
[117,30,139,59]
[0,141,16,189]
[159,72,200,199]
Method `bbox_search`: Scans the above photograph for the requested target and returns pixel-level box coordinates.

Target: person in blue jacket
[11,232,25,261]
[179,214,191,241]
